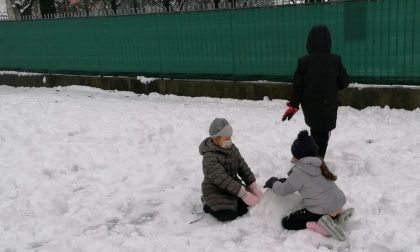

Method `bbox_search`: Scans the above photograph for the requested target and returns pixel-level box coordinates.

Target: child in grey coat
[264,130,353,241]
[199,118,263,222]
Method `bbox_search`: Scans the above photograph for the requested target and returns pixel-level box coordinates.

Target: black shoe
[203,204,212,214]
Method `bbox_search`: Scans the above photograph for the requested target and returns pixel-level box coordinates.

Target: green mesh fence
[0,0,419,85]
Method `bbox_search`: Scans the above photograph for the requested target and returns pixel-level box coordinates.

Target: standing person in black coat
[282,25,350,158]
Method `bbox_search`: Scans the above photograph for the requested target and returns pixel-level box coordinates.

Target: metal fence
[0,0,419,85]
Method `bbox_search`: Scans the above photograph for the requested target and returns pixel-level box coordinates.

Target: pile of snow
[137,76,158,85]
[0,85,419,251]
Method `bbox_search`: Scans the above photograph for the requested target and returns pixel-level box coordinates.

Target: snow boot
[306,222,329,236]
[336,208,354,225]
[318,215,346,241]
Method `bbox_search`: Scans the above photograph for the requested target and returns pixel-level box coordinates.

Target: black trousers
[203,198,248,222]
[310,129,331,158]
[282,208,323,230]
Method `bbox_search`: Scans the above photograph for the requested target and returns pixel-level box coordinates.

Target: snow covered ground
[0,85,419,252]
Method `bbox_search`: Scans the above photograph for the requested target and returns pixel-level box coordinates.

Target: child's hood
[306,25,332,54]
[199,137,230,155]
[294,157,323,176]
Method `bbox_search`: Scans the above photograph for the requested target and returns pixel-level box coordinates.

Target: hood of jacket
[306,25,332,54]
[294,156,323,176]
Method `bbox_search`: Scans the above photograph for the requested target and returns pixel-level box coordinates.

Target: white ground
[0,85,419,252]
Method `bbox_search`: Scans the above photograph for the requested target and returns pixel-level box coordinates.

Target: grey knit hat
[209,118,233,137]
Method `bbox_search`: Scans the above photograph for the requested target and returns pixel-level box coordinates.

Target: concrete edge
[0,73,419,110]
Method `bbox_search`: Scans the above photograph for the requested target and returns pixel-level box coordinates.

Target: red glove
[282,102,299,121]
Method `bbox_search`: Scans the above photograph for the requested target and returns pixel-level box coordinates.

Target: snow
[136,76,158,85]
[0,85,419,252]
[0,71,43,76]
[349,83,420,90]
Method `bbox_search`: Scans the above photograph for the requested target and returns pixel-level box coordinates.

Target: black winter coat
[291,25,350,131]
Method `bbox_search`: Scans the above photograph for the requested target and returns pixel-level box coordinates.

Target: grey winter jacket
[199,137,256,212]
[272,157,346,215]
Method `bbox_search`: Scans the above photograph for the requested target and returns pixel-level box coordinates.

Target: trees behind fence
[1,0,336,21]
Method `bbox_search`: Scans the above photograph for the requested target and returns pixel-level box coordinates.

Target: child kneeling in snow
[264,130,354,241]
[199,118,263,222]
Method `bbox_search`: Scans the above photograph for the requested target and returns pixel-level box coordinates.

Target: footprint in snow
[129,211,158,225]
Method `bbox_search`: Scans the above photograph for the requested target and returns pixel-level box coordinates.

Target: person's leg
[237,198,249,217]
[203,200,248,222]
[329,208,341,217]
[306,222,329,236]
[318,215,346,241]
[310,129,330,158]
[281,208,323,230]
[306,209,341,236]
[212,210,239,222]
[203,204,212,214]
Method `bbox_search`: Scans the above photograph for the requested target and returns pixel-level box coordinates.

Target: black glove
[278,178,287,183]
[264,177,279,189]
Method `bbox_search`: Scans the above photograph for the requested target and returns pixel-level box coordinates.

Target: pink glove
[238,186,260,207]
[247,182,263,200]
[242,192,260,207]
